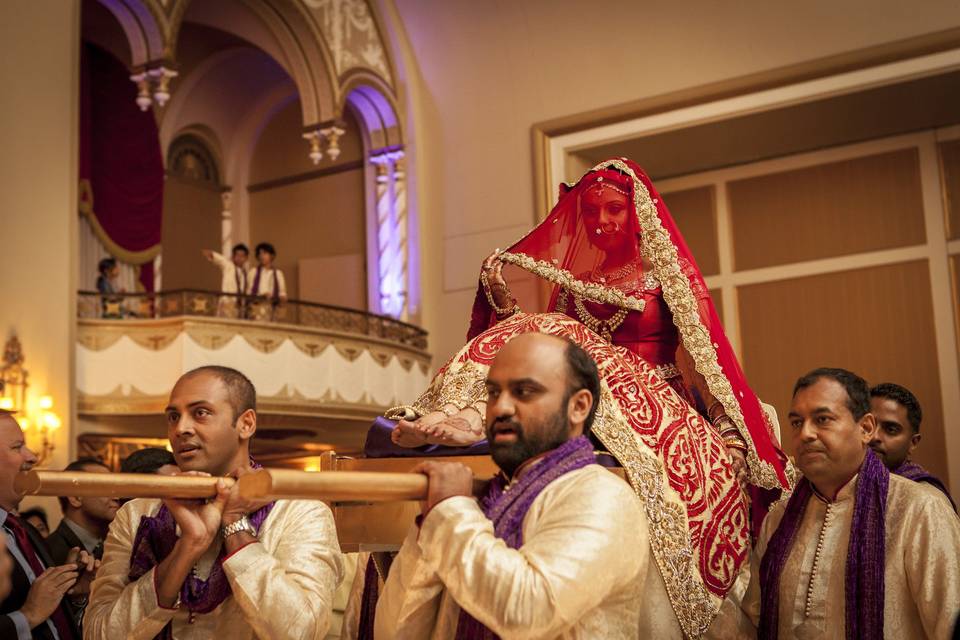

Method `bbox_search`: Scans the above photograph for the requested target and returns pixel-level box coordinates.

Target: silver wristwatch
[222,515,255,539]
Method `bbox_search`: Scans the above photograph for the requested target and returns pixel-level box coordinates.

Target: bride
[381,158,791,636]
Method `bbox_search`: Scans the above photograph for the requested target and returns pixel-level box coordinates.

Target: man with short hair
[85,366,343,639]
[119,447,178,476]
[203,244,250,318]
[1,411,95,640]
[869,382,954,510]
[375,333,648,639]
[719,368,960,638]
[45,459,118,565]
[20,510,48,540]
[247,242,287,321]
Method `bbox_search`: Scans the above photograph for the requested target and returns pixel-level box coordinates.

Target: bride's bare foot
[391,411,449,448]
[420,409,485,447]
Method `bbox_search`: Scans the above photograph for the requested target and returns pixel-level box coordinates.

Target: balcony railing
[77,289,428,350]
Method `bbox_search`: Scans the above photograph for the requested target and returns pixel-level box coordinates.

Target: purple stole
[251,266,279,302]
[454,436,597,640]
[893,460,956,512]
[127,462,275,639]
[759,450,888,640]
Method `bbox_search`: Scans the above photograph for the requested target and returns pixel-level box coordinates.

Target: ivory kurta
[714,472,960,639]
[375,464,648,640]
[84,498,343,640]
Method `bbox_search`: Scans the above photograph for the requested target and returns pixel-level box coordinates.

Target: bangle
[707,400,725,421]
[480,270,519,317]
[723,438,748,452]
[713,415,736,430]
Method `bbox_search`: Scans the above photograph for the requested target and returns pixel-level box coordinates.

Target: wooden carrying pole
[237,468,431,502]
[15,470,234,500]
[14,469,492,502]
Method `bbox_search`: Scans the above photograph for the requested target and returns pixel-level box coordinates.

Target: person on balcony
[95,258,124,319]
[247,243,287,322]
[84,366,343,639]
[202,244,249,319]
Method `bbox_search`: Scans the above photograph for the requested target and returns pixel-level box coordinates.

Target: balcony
[76,290,431,459]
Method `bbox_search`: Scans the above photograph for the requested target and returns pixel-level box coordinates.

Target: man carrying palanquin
[375,333,649,639]
[869,382,955,512]
[84,366,343,639]
[713,367,960,639]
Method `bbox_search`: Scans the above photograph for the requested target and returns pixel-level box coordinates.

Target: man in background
[45,459,118,565]
[247,242,287,321]
[1,411,95,640]
[119,447,178,476]
[20,510,48,540]
[203,244,249,318]
[869,382,954,510]
[715,368,960,638]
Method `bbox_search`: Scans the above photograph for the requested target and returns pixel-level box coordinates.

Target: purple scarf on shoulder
[454,436,597,640]
[128,463,275,638]
[893,460,956,511]
[759,449,888,640]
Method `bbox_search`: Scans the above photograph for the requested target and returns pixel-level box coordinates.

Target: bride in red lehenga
[386,158,791,636]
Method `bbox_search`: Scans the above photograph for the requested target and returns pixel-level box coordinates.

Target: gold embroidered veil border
[502,159,787,491]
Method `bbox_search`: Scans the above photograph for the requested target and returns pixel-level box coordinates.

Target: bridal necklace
[572,295,628,342]
[589,258,640,284]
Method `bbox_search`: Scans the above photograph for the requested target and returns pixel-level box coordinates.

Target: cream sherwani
[711,472,960,639]
[375,464,648,640]
[84,498,344,639]
[210,252,247,295]
[247,266,286,299]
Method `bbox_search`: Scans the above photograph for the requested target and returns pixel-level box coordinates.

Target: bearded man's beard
[488,407,570,477]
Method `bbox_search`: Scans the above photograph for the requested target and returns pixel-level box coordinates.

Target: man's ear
[235,408,257,442]
[859,412,878,444]
[67,496,83,509]
[909,431,922,454]
[567,389,593,437]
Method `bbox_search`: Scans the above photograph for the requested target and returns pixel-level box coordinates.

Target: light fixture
[149,66,178,108]
[0,336,28,414]
[24,395,61,466]
[129,72,152,111]
[320,125,346,160]
[303,130,323,165]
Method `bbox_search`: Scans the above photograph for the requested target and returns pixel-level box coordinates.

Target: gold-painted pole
[238,469,430,502]
[15,470,234,500]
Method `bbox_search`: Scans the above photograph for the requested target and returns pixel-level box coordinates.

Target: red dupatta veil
[469,158,790,492]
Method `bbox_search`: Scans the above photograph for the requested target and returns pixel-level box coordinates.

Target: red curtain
[79,42,163,291]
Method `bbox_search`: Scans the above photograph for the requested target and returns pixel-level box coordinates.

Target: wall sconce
[1,337,60,465]
[21,395,61,466]
[0,336,28,414]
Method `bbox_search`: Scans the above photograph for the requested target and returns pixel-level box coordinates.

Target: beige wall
[0,0,79,523]
[161,177,223,291]
[383,0,960,362]
[248,100,367,303]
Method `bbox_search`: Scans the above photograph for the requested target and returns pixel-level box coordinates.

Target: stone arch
[90,0,415,320]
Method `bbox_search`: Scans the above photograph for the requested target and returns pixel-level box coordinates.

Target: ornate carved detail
[304,0,393,82]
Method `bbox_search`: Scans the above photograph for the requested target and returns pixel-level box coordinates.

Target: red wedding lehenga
[396,159,791,636]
